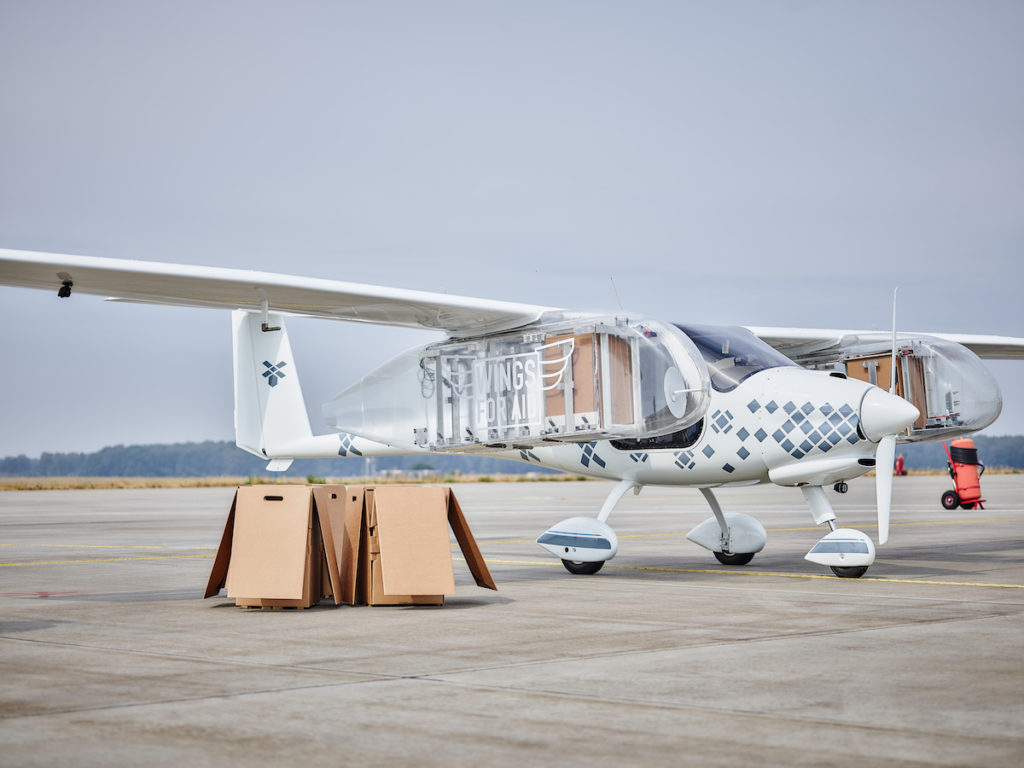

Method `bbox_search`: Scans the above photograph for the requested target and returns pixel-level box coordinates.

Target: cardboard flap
[226,485,312,600]
[338,487,367,604]
[447,490,498,591]
[311,485,346,605]
[373,486,456,596]
[204,489,238,599]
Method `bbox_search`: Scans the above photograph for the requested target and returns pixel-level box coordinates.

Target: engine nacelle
[323,315,710,451]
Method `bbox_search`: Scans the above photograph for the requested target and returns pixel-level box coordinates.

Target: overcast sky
[1,0,1022,457]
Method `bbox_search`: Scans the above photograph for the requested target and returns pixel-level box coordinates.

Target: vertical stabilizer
[233,310,313,460]
[232,309,422,467]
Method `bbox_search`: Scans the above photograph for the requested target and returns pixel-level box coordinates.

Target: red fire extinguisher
[941,439,986,510]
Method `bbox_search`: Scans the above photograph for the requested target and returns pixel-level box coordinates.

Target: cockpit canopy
[673,324,797,392]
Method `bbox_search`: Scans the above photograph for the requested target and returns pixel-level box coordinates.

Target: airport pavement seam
[350,676,1024,750]
[3,666,1022,755]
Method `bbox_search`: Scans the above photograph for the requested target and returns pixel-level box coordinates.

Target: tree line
[0,435,1021,478]
[0,440,557,477]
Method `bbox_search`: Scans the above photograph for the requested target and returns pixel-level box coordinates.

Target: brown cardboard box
[845,353,928,431]
[336,486,496,606]
[204,485,346,609]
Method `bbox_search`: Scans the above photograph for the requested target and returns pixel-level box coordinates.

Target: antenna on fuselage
[609,277,624,311]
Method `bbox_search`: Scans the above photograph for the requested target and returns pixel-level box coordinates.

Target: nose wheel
[830,565,869,578]
[714,551,755,566]
[561,559,605,575]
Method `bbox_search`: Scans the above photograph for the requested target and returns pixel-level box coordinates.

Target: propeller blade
[876,434,896,545]
[876,287,900,546]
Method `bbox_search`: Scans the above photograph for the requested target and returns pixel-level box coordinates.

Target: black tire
[561,559,604,575]
[714,551,755,566]
[831,565,869,578]
[941,490,960,510]
[960,502,976,511]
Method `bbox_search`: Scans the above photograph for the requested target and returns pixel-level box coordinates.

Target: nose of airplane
[859,388,920,442]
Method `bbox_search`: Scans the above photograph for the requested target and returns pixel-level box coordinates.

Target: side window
[610,419,704,451]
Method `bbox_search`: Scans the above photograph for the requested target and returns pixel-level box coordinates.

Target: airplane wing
[0,248,556,336]
[747,326,1024,362]
[4,249,1021,354]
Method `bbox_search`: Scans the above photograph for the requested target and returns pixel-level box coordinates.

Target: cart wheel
[959,502,976,511]
[941,490,960,510]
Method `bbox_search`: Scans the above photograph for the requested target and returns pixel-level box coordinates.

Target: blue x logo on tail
[262,360,287,387]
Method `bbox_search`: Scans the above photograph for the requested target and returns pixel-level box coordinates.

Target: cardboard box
[204,485,346,609]
[336,486,497,606]
[206,484,496,609]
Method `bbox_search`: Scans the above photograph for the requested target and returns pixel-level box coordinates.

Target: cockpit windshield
[673,324,795,392]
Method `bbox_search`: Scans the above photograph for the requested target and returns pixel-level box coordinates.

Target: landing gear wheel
[941,490,960,510]
[561,559,604,575]
[830,565,869,578]
[714,551,755,566]
[833,482,848,494]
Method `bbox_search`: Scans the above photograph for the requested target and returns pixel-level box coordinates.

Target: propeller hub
[859,388,919,442]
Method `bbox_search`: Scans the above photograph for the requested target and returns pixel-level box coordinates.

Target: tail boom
[232,310,408,469]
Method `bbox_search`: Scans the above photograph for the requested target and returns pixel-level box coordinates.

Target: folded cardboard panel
[373,486,455,596]
[227,486,311,600]
[311,486,345,603]
[368,554,444,606]
[447,490,497,591]
[205,484,347,609]
[336,486,367,605]
[336,486,496,606]
[207,484,495,609]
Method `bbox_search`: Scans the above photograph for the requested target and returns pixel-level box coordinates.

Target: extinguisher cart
[941,439,986,510]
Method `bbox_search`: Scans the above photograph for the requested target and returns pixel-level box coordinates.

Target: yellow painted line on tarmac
[605,564,1024,589]
[478,538,537,545]
[764,517,1024,533]
[471,558,1024,590]
[39,544,170,549]
[875,517,1024,527]
[0,554,214,567]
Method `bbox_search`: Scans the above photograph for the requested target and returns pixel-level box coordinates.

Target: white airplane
[3,248,1023,578]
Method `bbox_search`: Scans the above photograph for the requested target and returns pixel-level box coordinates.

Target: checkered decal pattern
[700,411,741,473]
[749,399,861,460]
[710,409,733,434]
[580,442,607,469]
[670,398,861,474]
[674,450,697,470]
[629,452,649,463]
[519,449,540,463]
[337,434,363,458]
